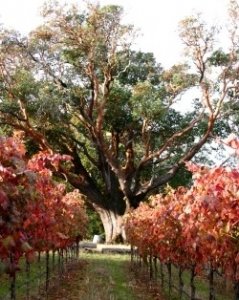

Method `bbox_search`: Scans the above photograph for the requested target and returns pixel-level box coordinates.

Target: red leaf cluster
[126,138,239,281]
[0,136,88,276]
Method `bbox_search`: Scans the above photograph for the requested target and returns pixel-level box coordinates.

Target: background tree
[0,1,238,242]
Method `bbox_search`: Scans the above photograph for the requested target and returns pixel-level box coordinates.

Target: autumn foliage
[0,136,88,276]
[125,136,239,283]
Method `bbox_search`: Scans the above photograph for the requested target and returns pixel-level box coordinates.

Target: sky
[0,0,230,68]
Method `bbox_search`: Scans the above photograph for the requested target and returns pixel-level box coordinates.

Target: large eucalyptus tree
[0,1,238,242]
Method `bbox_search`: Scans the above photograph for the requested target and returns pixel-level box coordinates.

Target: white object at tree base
[93,235,102,244]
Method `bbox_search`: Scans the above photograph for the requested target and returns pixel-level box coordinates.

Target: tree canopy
[0,1,238,241]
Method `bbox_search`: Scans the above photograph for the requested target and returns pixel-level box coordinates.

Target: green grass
[1,252,154,300]
[0,251,72,299]
[156,263,234,300]
[0,258,45,299]
[47,252,158,300]
[79,253,136,300]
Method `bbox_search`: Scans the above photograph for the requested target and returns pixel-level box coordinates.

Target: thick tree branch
[137,111,204,170]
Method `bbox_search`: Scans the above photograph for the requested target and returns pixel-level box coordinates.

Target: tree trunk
[209,266,215,300]
[190,265,196,300]
[179,266,184,300]
[234,281,239,300]
[167,262,172,298]
[97,208,126,243]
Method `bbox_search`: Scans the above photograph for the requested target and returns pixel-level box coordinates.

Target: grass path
[46,252,165,300]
